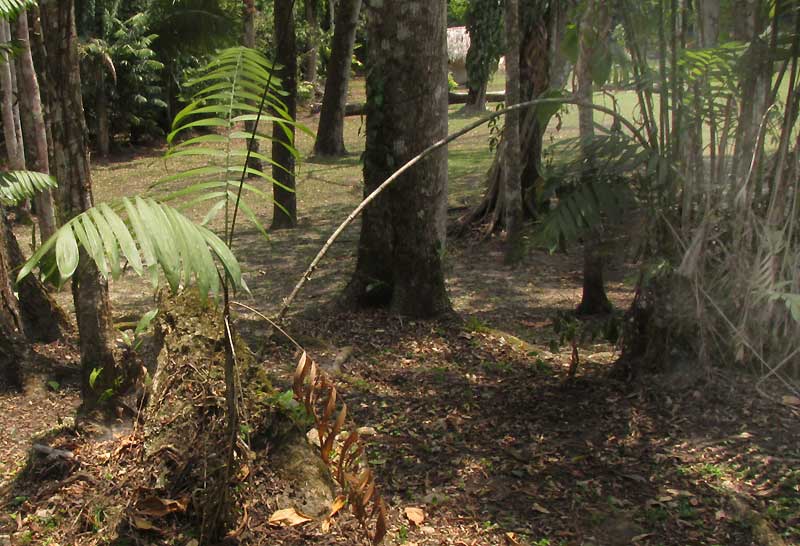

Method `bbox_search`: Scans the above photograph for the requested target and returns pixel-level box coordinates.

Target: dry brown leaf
[268,507,313,527]
[321,517,332,533]
[329,495,347,518]
[131,515,161,532]
[782,395,800,406]
[532,502,551,514]
[136,496,188,517]
[504,531,522,545]
[405,506,425,525]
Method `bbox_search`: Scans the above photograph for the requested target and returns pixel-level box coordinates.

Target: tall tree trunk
[575,0,612,316]
[464,0,504,114]
[242,0,262,173]
[503,0,523,263]
[0,205,24,389]
[697,0,720,48]
[15,10,57,242]
[0,20,24,172]
[271,0,298,230]
[458,3,555,235]
[40,0,124,409]
[96,70,111,159]
[343,0,451,318]
[313,0,362,157]
[303,0,319,85]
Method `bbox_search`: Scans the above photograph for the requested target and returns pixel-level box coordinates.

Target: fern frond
[156,46,310,235]
[0,0,36,20]
[538,179,636,251]
[0,171,57,206]
[18,198,244,298]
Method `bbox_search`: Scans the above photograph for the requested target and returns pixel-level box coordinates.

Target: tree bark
[271,0,298,230]
[242,0,262,174]
[96,69,111,159]
[343,0,451,318]
[0,20,24,172]
[303,0,319,85]
[40,0,123,408]
[575,0,612,316]
[15,10,58,242]
[458,3,555,235]
[313,0,362,157]
[503,0,523,263]
[697,0,720,48]
[0,205,25,390]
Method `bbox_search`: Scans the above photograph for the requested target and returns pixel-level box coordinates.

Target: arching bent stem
[275,98,651,321]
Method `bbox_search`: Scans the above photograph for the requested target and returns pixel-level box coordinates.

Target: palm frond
[18,197,244,298]
[154,47,309,236]
[0,171,57,206]
[0,0,36,20]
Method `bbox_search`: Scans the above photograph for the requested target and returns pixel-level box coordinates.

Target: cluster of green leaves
[464,0,504,92]
[447,0,470,26]
[78,5,167,144]
[0,171,57,207]
[19,197,244,296]
[0,0,35,20]
[156,46,308,238]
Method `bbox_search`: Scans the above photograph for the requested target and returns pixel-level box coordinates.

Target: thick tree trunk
[464,81,488,113]
[313,0,362,157]
[303,0,319,85]
[40,0,123,408]
[271,0,298,230]
[15,10,57,242]
[343,0,451,318]
[697,0,720,48]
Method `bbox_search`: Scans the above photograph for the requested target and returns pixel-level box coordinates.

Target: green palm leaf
[0,171,57,206]
[18,198,245,298]
[0,0,36,20]
[156,46,308,237]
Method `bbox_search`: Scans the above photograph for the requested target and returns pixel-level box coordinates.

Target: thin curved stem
[276,96,652,320]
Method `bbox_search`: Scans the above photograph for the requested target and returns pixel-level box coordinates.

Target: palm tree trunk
[15,10,57,241]
[40,0,125,409]
[0,20,23,171]
[575,0,612,316]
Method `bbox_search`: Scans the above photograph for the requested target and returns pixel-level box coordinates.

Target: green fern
[18,197,244,297]
[154,46,309,237]
[0,0,36,19]
[0,171,57,206]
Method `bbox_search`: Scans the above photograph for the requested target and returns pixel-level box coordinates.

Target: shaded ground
[1,78,799,545]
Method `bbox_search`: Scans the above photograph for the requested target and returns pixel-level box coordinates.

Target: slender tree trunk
[304,0,319,85]
[271,0,298,229]
[575,0,612,316]
[0,20,23,172]
[96,70,111,159]
[343,0,451,318]
[15,10,57,241]
[0,204,24,389]
[242,0,262,173]
[313,0,362,157]
[503,0,523,263]
[458,4,554,234]
[40,0,124,409]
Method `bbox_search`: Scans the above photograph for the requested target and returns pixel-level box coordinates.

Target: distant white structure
[447,26,470,85]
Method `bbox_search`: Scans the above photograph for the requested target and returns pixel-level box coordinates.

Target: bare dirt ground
[1,80,799,545]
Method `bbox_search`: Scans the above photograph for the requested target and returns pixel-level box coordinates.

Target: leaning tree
[343,0,451,317]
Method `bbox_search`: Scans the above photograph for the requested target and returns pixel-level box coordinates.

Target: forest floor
[1,79,799,546]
